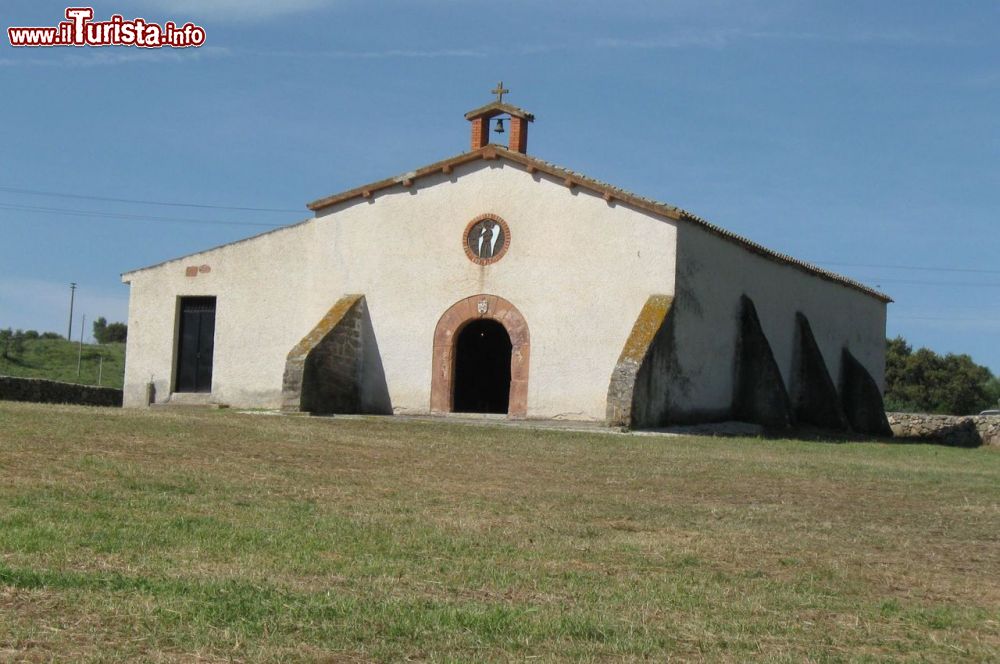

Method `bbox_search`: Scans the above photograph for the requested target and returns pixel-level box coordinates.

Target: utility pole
[97,354,104,386]
[77,314,85,379]
[68,283,77,340]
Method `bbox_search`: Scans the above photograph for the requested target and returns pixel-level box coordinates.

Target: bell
[494,118,505,134]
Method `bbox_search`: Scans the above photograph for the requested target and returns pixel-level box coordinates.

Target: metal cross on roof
[491,81,509,103]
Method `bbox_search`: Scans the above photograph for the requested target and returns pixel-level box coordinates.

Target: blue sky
[1,0,998,372]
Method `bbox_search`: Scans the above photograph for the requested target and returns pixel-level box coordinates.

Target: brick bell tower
[464,81,535,154]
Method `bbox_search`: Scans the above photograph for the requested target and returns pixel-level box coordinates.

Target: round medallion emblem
[463,214,510,265]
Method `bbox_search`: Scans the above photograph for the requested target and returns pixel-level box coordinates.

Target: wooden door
[175,297,216,393]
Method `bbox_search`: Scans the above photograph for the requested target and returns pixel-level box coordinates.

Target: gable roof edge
[121,216,314,281]
[306,145,891,303]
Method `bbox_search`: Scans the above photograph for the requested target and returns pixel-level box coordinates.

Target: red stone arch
[430,294,530,418]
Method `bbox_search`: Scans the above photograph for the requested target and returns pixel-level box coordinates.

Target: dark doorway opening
[175,296,216,393]
[453,319,512,414]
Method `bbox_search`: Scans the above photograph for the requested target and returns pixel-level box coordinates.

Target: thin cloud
[594,27,965,51]
[0,41,617,68]
[0,46,231,68]
[127,0,335,22]
[513,43,574,56]
[596,30,737,50]
[749,28,965,47]
[261,47,488,59]
[961,70,1000,89]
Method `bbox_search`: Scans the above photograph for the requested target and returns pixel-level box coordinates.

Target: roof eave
[307,147,492,211]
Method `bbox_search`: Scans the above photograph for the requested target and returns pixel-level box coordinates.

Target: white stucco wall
[671,223,887,417]
[122,159,678,419]
[122,220,321,408]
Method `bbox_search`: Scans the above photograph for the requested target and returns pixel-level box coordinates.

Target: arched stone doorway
[431,295,529,418]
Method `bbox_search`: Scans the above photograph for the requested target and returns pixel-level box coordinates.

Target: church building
[121,86,892,434]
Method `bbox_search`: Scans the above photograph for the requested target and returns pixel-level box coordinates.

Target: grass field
[0,402,997,662]
[0,338,126,389]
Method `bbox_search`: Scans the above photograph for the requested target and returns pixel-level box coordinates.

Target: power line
[813,260,1000,276]
[2,186,996,277]
[0,202,290,228]
[851,276,1000,288]
[1,191,997,284]
[0,185,304,213]
[893,315,1000,322]
[894,304,1000,311]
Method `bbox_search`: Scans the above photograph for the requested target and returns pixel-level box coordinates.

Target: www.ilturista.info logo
[7,7,206,48]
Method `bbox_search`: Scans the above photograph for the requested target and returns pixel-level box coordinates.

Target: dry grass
[0,401,997,662]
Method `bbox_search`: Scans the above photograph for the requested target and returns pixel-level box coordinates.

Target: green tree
[92,317,108,343]
[0,328,11,361]
[884,337,917,411]
[9,330,25,359]
[93,318,127,344]
[884,336,996,415]
[985,377,1000,411]
[104,322,127,343]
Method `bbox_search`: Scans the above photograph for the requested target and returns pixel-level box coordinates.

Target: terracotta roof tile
[463,101,535,121]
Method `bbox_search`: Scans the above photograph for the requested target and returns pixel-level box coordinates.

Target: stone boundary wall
[887,412,1000,447]
[0,376,123,408]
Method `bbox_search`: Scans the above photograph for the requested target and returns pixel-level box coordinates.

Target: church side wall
[669,223,887,421]
[122,221,321,408]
